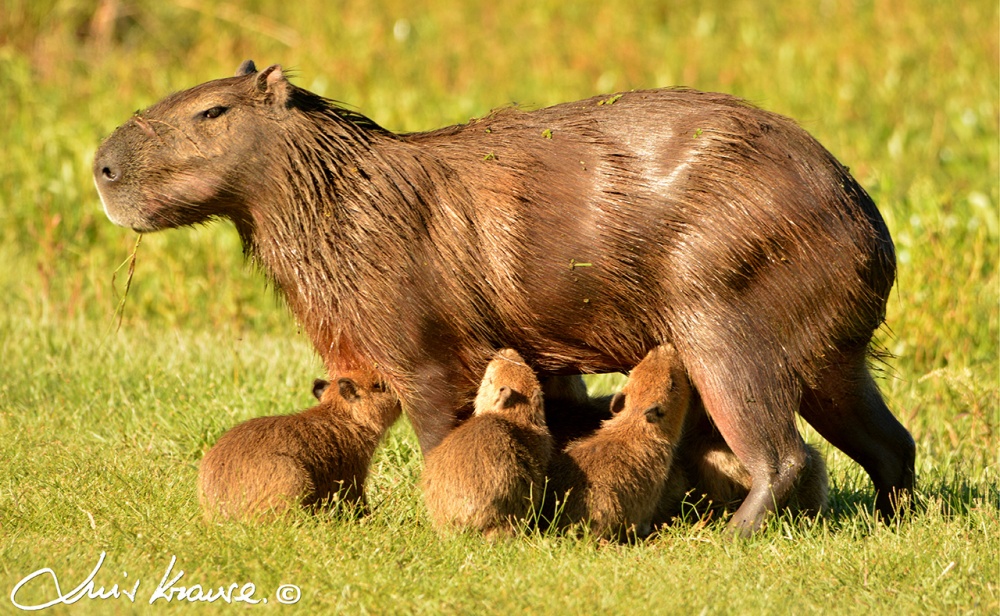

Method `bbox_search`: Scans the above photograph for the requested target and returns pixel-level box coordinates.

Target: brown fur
[197,370,400,520]
[421,349,552,537]
[543,379,829,526]
[546,345,690,540]
[680,442,829,516]
[95,61,913,534]
[655,399,829,523]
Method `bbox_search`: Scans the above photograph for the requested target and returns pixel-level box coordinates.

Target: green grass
[1,0,997,613]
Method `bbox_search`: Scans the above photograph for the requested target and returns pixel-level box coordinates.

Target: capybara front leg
[799,349,915,519]
[691,365,808,536]
[406,359,469,456]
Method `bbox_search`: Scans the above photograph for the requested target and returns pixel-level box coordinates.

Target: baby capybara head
[320,371,401,427]
[609,344,690,435]
[93,61,298,232]
[473,349,545,424]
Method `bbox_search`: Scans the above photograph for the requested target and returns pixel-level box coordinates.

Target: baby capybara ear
[235,59,258,76]
[643,405,665,423]
[497,386,513,408]
[497,386,530,409]
[312,378,330,401]
[609,392,626,415]
[338,378,360,401]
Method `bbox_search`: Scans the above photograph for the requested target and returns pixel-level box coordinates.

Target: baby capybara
[421,349,553,538]
[546,344,690,540]
[686,438,828,516]
[96,61,914,535]
[198,370,400,520]
[655,399,829,524]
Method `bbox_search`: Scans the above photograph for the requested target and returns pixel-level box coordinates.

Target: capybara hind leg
[692,367,808,536]
[784,444,829,515]
[799,351,915,519]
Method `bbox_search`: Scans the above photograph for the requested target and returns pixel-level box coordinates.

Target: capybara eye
[200,106,228,119]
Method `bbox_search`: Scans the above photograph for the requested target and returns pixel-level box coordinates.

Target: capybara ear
[255,64,291,107]
[497,386,513,408]
[338,378,360,401]
[235,59,257,76]
[530,387,544,412]
[609,392,626,415]
[643,405,665,423]
[312,378,330,401]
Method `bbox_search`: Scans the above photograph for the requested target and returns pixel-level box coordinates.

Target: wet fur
[654,404,830,525]
[421,349,553,537]
[197,370,400,520]
[666,401,829,518]
[96,62,913,534]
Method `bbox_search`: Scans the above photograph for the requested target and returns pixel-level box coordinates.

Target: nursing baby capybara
[657,400,829,521]
[680,441,828,516]
[94,60,914,534]
[421,349,553,538]
[198,370,400,520]
[546,345,689,540]
[543,374,829,526]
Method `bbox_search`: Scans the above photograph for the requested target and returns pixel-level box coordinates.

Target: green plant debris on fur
[598,93,623,106]
[542,128,553,139]
[569,259,594,269]
[694,128,703,138]
[483,151,496,161]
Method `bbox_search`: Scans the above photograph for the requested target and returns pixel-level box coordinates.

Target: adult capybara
[546,345,689,540]
[421,349,552,537]
[94,60,914,534]
[198,370,400,519]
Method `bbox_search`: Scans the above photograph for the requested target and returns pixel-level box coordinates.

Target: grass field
[1,0,997,613]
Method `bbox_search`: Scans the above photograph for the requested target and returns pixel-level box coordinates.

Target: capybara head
[609,344,690,435]
[321,371,401,428]
[93,61,304,232]
[473,349,544,424]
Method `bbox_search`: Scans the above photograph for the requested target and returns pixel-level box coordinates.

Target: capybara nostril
[94,150,122,186]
